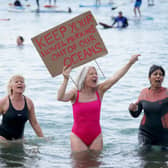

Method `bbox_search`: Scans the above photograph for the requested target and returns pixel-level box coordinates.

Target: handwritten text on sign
[31,11,108,77]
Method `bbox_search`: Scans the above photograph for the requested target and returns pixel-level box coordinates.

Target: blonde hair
[75,66,96,90]
[7,75,25,95]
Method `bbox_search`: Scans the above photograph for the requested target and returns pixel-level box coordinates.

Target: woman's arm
[27,98,44,137]
[57,66,76,102]
[0,99,4,115]
[98,54,140,97]
[0,96,8,115]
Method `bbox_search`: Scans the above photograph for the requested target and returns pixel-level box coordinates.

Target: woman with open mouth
[0,75,44,141]
[57,54,140,152]
[129,65,168,148]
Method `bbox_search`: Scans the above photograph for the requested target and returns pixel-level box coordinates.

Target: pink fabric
[72,91,101,146]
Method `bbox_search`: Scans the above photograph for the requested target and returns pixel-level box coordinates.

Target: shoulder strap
[23,95,28,110]
[96,91,101,102]
[75,90,79,103]
[8,96,13,107]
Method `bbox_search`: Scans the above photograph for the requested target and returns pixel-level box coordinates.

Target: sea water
[0,0,168,167]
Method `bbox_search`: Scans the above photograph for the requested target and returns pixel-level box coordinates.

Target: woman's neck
[81,87,96,95]
[149,86,162,92]
[10,93,23,101]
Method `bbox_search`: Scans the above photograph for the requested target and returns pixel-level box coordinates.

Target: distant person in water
[96,0,101,6]
[49,0,56,5]
[14,0,22,7]
[99,11,128,29]
[36,0,40,9]
[148,0,154,6]
[134,0,142,17]
[17,36,24,46]
[111,11,128,28]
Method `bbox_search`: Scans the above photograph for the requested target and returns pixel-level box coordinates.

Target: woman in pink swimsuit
[57,54,140,152]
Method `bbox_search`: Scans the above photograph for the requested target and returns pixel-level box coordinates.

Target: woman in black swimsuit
[129,65,168,147]
[0,75,44,141]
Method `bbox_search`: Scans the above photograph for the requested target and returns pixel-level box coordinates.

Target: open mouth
[155,80,162,85]
[155,80,161,83]
[17,86,23,89]
[92,79,97,83]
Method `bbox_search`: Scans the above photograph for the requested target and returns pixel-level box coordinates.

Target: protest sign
[31,11,108,77]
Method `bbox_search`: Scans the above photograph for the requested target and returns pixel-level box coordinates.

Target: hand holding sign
[62,66,72,80]
[31,11,108,77]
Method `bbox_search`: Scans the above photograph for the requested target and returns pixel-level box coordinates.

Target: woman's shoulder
[161,87,168,94]
[162,87,168,91]
[0,96,9,113]
[0,96,9,104]
[140,88,149,94]
[24,96,33,107]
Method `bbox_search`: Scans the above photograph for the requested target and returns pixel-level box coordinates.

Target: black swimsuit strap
[8,95,27,111]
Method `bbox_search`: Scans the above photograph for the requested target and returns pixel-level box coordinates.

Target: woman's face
[149,69,164,88]
[11,77,25,94]
[85,67,98,88]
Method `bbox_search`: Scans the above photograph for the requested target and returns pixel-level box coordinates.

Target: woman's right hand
[62,66,72,79]
[129,54,141,65]
[129,103,138,112]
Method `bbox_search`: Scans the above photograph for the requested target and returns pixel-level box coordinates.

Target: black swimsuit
[0,96,29,140]
[130,87,168,146]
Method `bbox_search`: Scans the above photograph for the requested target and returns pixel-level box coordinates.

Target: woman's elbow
[129,110,139,118]
[57,95,63,101]
[57,96,65,102]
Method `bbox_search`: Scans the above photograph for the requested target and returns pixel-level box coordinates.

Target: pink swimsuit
[72,91,101,146]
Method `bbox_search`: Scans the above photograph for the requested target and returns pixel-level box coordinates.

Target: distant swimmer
[14,0,22,7]
[129,65,168,148]
[96,0,113,5]
[57,54,140,152]
[133,0,142,17]
[99,11,128,29]
[148,0,154,6]
[16,36,24,46]
[36,0,40,9]
[49,0,56,5]
[96,0,101,6]
[108,0,114,4]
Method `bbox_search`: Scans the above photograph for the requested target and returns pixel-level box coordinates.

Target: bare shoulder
[0,96,9,114]
[0,96,8,104]
[24,96,34,110]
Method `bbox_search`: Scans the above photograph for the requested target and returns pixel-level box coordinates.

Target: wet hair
[148,65,165,77]
[75,66,96,90]
[7,75,25,95]
[19,36,24,42]
[118,11,122,15]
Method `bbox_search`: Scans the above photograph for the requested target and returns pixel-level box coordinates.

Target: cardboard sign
[31,11,108,77]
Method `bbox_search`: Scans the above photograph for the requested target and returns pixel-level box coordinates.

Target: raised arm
[27,98,44,137]
[57,66,76,102]
[98,54,140,97]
